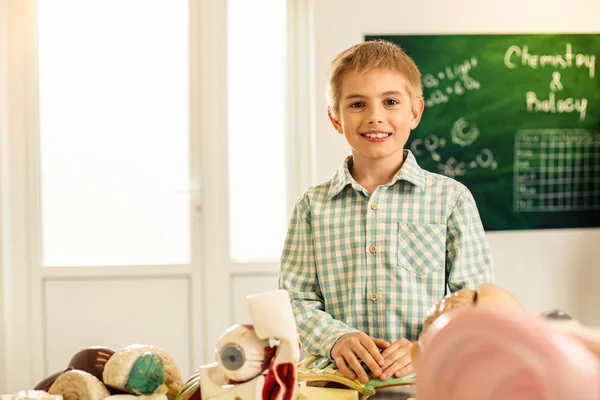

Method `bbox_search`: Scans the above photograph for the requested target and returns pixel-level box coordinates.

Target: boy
[279,40,493,384]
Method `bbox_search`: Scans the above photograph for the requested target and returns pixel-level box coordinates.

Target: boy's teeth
[365,133,389,138]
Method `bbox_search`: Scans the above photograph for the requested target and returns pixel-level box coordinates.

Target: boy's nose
[368,116,383,124]
[367,107,383,124]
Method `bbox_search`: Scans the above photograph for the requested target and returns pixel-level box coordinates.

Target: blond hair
[326,40,423,116]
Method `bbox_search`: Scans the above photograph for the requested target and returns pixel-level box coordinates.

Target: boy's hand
[378,338,414,381]
[331,332,390,384]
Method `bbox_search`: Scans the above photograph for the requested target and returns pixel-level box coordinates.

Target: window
[37,0,190,266]
[227,0,287,262]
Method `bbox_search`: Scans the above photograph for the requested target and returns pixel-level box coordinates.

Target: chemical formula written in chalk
[422,57,481,108]
[411,131,498,178]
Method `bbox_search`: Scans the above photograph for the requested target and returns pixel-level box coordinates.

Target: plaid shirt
[279,150,494,359]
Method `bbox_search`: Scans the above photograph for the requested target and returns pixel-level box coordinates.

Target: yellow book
[297,355,415,399]
[296,386,358,400]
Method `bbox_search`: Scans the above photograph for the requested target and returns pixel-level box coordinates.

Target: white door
[1,0,201,390]
[0,0,314,392]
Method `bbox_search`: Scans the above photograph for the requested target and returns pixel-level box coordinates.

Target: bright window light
[227,0,287,262]
[37,0,190,266]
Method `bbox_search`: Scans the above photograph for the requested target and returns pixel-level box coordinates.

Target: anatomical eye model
[215,324,276,383]
[177,290,299,400]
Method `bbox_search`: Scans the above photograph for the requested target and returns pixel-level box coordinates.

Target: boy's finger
[380,352,412,381]
[394,361,414,377]
[334,356,356,381]
[380,347,402,368]
[380,341,401,359]
[391,352,414,377]
[396,337,412,349]
[381,338,412,358]
[372,338,390,349]
[360,336,386,367]
[350,342,383,378]
[344,352,370,384]
[353,350,382,378]
[380,354,403,377]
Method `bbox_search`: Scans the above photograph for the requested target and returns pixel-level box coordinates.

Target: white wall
[0,2,6,390]
[312,0,600,325]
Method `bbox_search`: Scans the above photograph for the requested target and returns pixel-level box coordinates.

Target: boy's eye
[349,101,365,108]
[384,99,399,106]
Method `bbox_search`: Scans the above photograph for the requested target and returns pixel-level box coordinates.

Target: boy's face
[329,68,424,163]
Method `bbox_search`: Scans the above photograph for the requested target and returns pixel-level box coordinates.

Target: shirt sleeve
[278,195,358,359]
[446,185,494,292]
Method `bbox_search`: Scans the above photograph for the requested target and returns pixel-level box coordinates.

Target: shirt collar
[327,150,426,198]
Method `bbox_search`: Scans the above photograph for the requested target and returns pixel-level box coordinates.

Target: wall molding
[0,0,37,391]
[286,0,317,209]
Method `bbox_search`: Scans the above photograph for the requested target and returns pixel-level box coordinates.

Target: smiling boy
[279,40,493,384]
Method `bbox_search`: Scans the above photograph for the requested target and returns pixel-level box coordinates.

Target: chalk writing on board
[504,43,596,121]
[525,91,588,121]
[451,117,480,147]
[410,132,498,179]
[513,129,600,212]
[437,149,498,178]
[410,135,446,162]
[422,57,481,108]
[503,44,596,78]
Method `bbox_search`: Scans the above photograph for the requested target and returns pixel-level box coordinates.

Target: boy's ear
[327,108,344,134]
[410,97,425,130]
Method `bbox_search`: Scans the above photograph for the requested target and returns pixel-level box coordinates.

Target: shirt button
[370,203,379,210]
[369,245,377,253]
[370,294,378,301]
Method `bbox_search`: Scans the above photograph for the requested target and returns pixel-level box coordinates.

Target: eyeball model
[183,290,299,400]
[215,324,275,383]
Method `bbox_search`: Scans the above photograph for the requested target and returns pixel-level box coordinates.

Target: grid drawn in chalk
[513,129,600,212]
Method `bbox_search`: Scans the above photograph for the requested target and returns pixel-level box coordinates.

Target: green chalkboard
[366,34,600,231]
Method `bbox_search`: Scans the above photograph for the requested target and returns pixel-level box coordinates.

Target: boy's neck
[349,150,406,194]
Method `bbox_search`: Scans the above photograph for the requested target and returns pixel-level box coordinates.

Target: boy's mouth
[360,131,392,142]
